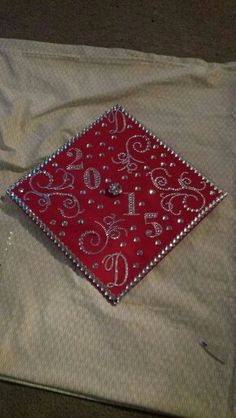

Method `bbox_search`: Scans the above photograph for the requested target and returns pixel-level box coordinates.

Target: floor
[1,0,236,62]
[0,1,235,417]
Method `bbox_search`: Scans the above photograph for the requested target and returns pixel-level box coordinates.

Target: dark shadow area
[0,0,236,62]
[0,380,178,418]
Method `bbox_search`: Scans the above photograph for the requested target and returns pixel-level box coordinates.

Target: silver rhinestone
[86,143,92,148]
[135,186,141,191]
[50,219,56,225]
[108,182,122,195]
[135,173,141,178]
[133,237,140,242]
[153,144,159,149]
[99,142,106,146]
[19,188,24,193]
[177,218,184,223]
[121,175,128,180]
[133,263,139,268]
[155,240,161,245]
[210,190,216,195]
[145,229,153,237]
[137,250,143,256]
[127,124,132,128]
[114,200,120,205]
[80,190,86,195]
[105,178,111,183]
[139,201,145,207]
[166,225,172,230]
[111,135,117,140]
[170,162,176,167]
[101,122,107,127]
[97,204,104,209]
[86,154,93,159]
[52,162,58,167]
[160,162,166,167]
[61,221,68,227]
[78,219,84,224]
[151,155,157,160]
[149,189,156,195]
[99,153,105,158]
[99,189,106,195]
[120,242,126,247]
[103,165,109,170]
[144,165,150,170]
[130,225,137,231]
[95,131,101,136]
[162,215,169,221]
[59,231,65,237]
[92,263,99,269]
[161,153,166,158]
[108,146,114,151]
[88,199,94,204]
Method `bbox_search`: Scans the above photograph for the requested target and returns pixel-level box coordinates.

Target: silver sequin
[92,263,99,269]
[133,263,139,268]
[61,221,68,227]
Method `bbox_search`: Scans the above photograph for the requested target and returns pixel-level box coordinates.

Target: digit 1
[123,192,140,216]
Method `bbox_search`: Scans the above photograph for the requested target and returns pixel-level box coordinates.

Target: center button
[107,183,123,196]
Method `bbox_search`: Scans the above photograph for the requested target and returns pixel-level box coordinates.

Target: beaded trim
[6,104,228,305]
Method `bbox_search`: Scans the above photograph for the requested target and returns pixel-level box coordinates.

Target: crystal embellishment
[108,182,123,196]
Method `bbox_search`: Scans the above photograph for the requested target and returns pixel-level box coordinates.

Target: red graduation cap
[6,105,227,304]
